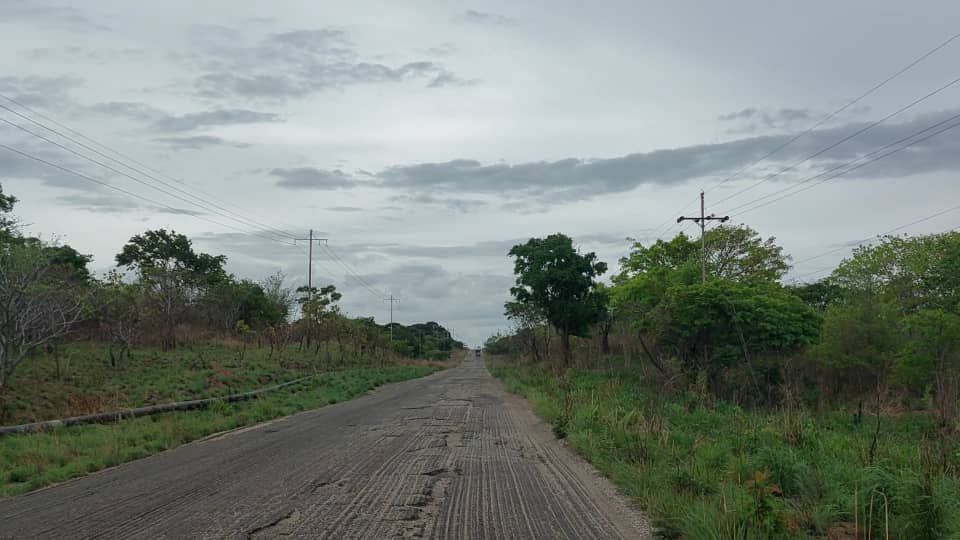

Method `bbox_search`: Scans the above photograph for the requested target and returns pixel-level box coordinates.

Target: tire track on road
[0,356,650,539]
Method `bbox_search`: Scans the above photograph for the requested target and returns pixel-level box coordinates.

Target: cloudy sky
[2,0,959,346]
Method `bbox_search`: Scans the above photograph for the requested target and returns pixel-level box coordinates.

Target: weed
[489,360,960,539]
[0,364,435,497]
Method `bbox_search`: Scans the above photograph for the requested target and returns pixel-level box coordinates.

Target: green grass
[0,364,435,497]
[489,361,960,539]
[1,341,378,424]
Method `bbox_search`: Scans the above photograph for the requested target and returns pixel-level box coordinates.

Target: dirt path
[0,355,650,539]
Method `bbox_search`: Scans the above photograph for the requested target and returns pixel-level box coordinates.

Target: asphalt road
[0,355,650,539]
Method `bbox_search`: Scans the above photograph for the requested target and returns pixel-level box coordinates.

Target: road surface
[0,355,649,539]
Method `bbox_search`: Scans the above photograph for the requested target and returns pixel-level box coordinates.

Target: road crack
[246,509,301,539]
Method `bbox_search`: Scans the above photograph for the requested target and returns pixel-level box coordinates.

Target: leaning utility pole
[384,295,399,342]
[294,229,328,301]
[677,191,729,284]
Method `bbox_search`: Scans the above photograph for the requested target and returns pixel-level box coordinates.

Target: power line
[0,142,293,245]
[0,97,401,320]
[320,243,388,299]
[677,191,729,283]
[712,74,960,208]
[0,94,304,238]
[645,30,960,244]
[725,115,960,217]
[0,105,296,242]
[704,30,960,196]
[723,110,960,214]
[648,193,701,239]
[790,205,960,282]
[794,203,960,267]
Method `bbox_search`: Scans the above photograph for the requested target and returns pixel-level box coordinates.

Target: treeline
[489,227,960,427]
[0,184,456,390]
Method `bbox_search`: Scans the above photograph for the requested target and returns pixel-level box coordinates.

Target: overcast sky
[2,0,959,346]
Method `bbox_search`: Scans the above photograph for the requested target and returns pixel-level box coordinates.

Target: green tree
[261,271,294,324]
[116,229,226,282]
[616,225,789,285]
[0,184,18,241]
[0,242,86,388]
[896,309,960,428]
[656,281,819,388]
[789,279,843,313]
[830,232,960,314]
[508,234,608,365]
[815,295,900,397]
[116,229,227,349]
[93,271,142,368]
[706,225,790,283]
[297,284,342,351]
[504,301,547,362]
[611,228,808,394]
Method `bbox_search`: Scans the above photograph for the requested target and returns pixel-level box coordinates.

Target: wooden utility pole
[384,295,398,342]
[294,230,328,349]
[677,191,729,374]
[677,191,729,283]
[293,229,328,300]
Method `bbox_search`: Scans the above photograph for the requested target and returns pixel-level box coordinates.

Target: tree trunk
[600,323,611,355]
[529,329,541,363]
[559,329,571,366]
[637,335,666,374]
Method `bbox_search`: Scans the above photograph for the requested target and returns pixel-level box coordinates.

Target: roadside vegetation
[488,229,960,539]
[1,364,435,497]
[0,183,461,496]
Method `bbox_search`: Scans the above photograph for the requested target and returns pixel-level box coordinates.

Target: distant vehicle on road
[475,349,481,357]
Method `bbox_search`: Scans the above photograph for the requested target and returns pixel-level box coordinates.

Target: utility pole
[677,191,729,284]
[293,229,328,300]
[384,295,399,342]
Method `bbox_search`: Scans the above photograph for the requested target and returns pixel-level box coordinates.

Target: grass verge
[0,364,434,497]
[488,360,960,539]
[0,342,447,425]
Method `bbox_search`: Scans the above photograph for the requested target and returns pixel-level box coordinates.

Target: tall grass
[489,361,960,539]
[2,342,407,424]
[0,365,435,497]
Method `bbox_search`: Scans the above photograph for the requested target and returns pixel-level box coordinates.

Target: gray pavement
[0,355,649,539]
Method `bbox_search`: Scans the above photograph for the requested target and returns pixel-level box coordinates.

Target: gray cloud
[389,193,487,213]
[328,206,364,212]
[0,139,103,190]
[90,102,281,133]
[2,0,110,32]
[0,75,84,108]
[270,167,355,190]
[422,43,458,57]
[345,233,629,260]
[718,107,815,134]
[59,193,207,216]
[427,70,477,88]
[152,135,250,150]
[152,109,280,133]
[23,46,147,63]
[375,109,960,203]
[90,101,161,121]
[462,9,519,26]
[58,193,137,213]
[349,239,517,259]
[260,109,960,207]
[182,26,467,100]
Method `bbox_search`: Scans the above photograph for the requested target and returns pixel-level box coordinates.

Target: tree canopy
[508,233,608,364]
[116,228,226,283]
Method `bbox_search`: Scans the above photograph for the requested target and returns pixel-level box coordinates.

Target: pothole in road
[247,509,301,539]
